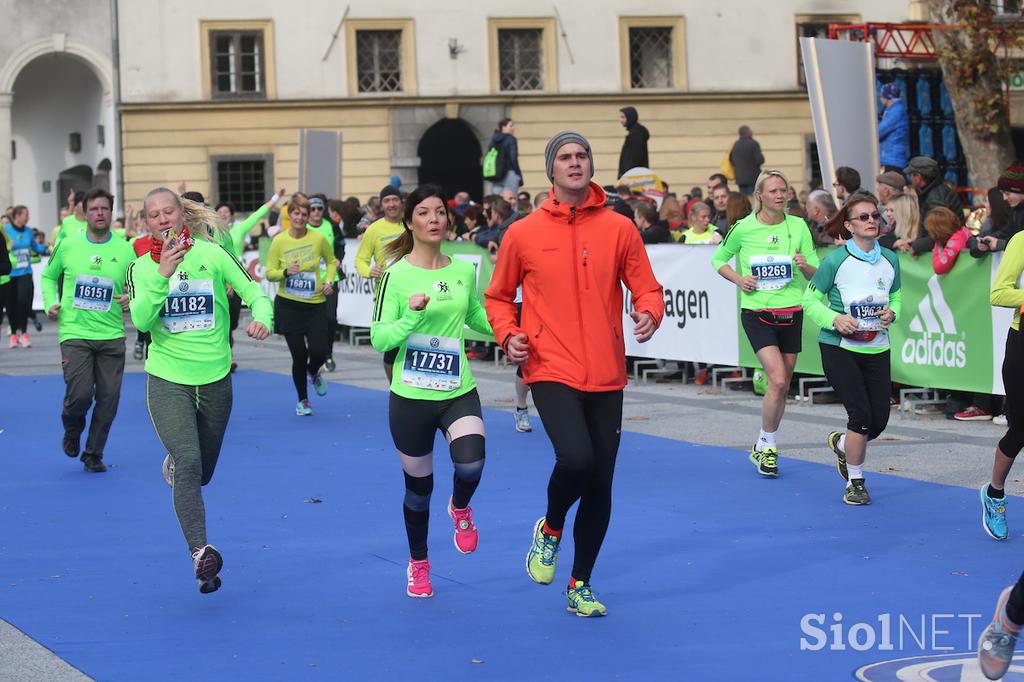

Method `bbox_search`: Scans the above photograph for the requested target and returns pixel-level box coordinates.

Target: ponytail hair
[382,184,449,263]
[182,198,225,238]
[821,192,879,241]
[143,187,224,240]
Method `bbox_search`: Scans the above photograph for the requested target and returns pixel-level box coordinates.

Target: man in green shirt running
[42,188,135,473]
[357,185,406,381]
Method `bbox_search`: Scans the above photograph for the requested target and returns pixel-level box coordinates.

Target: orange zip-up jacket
[485,183,665,392]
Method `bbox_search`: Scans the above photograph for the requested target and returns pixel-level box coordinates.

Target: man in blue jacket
[878,83,909,173]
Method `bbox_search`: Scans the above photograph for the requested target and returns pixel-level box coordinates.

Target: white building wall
[12,56,113,231]
[0,0,115,213]
[119,0,912,102]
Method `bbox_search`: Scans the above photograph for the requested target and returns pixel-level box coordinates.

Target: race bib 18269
[749,254,793,291]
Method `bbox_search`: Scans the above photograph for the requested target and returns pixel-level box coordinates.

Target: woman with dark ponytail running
[370,185,492,598]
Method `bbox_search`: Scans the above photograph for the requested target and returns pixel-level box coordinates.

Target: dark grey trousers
[60,338,126,459]
[146,373,232,551]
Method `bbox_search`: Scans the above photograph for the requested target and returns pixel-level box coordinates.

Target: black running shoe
[191,545,223,594]
[82,455,107,473]
[844,479,871,506]
[32,318,42,332]
[325,356,336,372]
[62,433,80,458]
[827,431,848,481]
[132,341,144,361]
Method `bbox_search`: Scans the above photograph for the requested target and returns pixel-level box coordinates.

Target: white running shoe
[162,455,174,487]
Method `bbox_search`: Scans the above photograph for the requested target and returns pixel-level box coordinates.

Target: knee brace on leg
[450,434,484,468]
[403,472,433,511]
[453,458,484,484]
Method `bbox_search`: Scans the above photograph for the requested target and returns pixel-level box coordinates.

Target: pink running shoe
[191,544,223,594]
[406,558,433,598]
[448,497,479,554]
[18,333,30,348]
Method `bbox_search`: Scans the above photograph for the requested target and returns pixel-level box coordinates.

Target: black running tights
[531,382,623,584]
[284,332,327,401]
[1000,328,1024,458]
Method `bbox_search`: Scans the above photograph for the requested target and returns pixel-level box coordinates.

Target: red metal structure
[827,23,961,60]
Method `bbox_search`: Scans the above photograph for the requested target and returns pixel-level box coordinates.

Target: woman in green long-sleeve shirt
[370,185,492,599]
[802,193,900,506]
[126,187,273,595]
[215,186,283,367]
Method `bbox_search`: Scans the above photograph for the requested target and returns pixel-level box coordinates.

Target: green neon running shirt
[126,238,274,385]
[41,231,136,342]
[308,221,340,283]
[55,215,88,245]
[370,256,492,401]
[711,213,820,310]
[223,203,270,259]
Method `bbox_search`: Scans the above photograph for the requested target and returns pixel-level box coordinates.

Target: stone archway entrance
[11,53,110,230]
[417,118,483,202]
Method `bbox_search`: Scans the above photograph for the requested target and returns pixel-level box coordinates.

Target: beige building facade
[118,1,923,211]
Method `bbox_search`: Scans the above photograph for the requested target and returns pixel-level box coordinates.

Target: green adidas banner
[328,238,1006,394]
[738,248,999,393]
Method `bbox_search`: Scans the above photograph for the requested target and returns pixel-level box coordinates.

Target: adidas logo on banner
[900,276,966,368]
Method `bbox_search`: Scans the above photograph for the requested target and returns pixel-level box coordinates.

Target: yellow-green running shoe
[526,517,560,584]
[827,431,848,481]
[749,446,778,478]
[566,580,606,617]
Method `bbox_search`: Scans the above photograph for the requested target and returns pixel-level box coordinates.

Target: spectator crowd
[2,104,1021,426]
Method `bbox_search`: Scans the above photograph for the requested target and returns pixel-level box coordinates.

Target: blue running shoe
[312,371,328,397]
[979,585,1021,679]
[981,485,1009,541]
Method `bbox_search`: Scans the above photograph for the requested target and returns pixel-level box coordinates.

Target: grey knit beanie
[544,131,594,181]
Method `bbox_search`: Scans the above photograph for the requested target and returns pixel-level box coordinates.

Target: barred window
[213,157,271,213]
[629,27,672,89]
[210,31,265,98]
[993,0,1021,14]
[498,28,544,91]
[356,30,403,93]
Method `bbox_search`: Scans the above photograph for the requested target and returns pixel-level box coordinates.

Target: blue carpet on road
[1,371,1022,681]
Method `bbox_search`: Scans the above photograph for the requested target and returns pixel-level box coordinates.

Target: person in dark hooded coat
[618,106,650,179]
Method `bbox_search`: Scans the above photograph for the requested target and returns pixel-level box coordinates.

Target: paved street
[0,314,1012,680]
